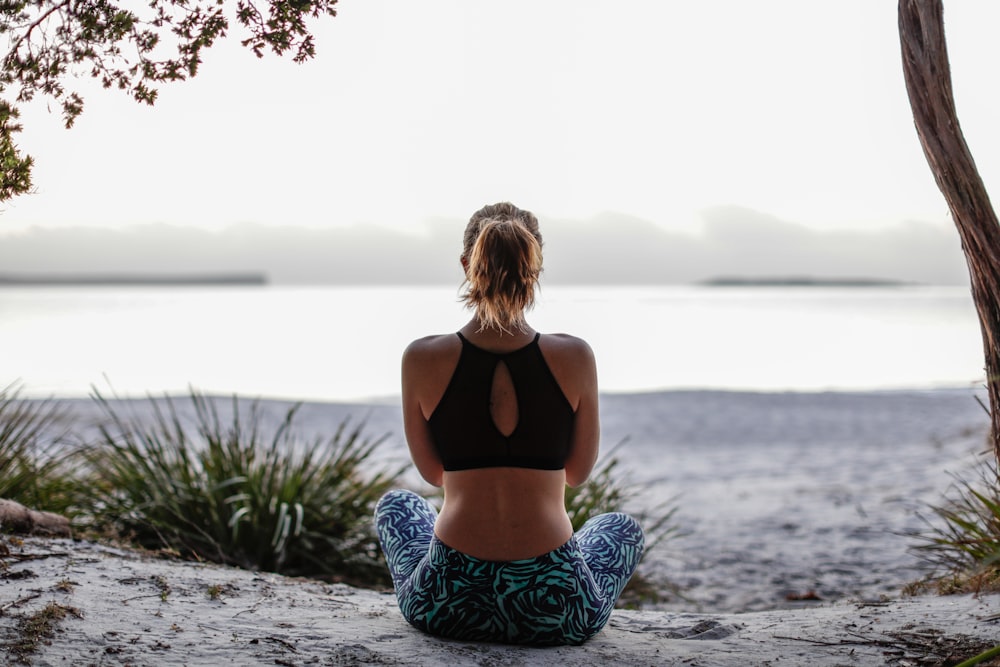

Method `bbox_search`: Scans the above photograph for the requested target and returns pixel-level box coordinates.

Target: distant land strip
[0,272,269,286]
[699,276,912,287]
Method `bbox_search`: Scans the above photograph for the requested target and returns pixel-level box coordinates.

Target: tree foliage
[0,1,339,202]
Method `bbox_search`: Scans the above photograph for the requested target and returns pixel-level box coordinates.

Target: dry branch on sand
[0,499,70,537]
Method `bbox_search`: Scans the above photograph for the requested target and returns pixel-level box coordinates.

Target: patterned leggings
[374,489,644,645]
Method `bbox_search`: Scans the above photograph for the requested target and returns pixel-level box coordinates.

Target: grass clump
[78,390,402,585]
[0,382,680,602]
[566,450,680,550]
[909,451,1000,595]
[0,384,79,518]
[565,442,683,606]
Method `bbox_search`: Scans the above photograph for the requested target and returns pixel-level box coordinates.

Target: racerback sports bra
[428,332,575,471]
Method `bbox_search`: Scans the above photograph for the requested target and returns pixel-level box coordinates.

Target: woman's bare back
[401,324,599,560]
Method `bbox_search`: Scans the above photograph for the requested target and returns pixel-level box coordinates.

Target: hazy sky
[0,1,997,281]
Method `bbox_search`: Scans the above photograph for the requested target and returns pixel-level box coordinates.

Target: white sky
[2,1,999,237]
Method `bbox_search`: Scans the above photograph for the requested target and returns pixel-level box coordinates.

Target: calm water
[0,284,984,400]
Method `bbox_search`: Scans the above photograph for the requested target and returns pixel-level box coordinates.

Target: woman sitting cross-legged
[375,202,644,646]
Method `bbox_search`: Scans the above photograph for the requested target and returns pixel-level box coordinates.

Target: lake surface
[0,284,985,400]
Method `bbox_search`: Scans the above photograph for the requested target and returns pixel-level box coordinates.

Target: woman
[374,202,644,645]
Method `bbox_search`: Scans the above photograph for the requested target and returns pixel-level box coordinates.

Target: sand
[2,536,998,666]
[50,389,992,615]
[7,389,996,663]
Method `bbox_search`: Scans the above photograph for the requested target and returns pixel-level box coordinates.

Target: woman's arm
[549,336,600,488]
[401,339,446,487]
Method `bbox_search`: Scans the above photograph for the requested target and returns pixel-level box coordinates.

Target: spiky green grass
[1,383,682,602]
[0,384,80,517]
[79,390,403,585]
[910,452,1000,595]
[565,444,681,552]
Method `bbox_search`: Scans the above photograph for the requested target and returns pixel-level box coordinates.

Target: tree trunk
[898,0,1000,461]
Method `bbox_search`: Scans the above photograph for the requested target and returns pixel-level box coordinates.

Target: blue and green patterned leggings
[374,489,644,645]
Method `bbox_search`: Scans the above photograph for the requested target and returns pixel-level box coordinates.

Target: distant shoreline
[698,276,912,287]
[0,275,937,288]
[0,272,268,286]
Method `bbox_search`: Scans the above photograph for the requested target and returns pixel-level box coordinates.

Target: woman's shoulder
[538,332,594,357]
[537,333,597,405]
[537,333,596,373]
[402,334,463,404]
[403,333,461,363]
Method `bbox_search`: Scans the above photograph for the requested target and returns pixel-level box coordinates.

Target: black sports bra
[428,332,575,471]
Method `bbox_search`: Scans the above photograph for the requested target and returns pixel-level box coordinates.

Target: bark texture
[899,0,1000,460]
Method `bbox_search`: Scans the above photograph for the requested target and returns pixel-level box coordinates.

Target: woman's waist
[435,508,572,560]
[439,471,568,522]
[428,532,579,568]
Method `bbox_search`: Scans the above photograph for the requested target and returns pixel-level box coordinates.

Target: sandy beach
[4,388,997,663]
[52,388,992,613]
[1,536,998,666]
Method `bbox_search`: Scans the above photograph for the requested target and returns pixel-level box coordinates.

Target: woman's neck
[460,318,536,351]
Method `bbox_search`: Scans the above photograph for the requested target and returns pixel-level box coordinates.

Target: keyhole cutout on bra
[489,360,519,437]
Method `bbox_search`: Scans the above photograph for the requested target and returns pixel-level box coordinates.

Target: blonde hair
[461,202,543,333]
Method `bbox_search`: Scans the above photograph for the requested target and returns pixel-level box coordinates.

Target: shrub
[565,443,681,552]
[80,390,403,585]
[0,384,79,518]
[909,451,1000,595]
